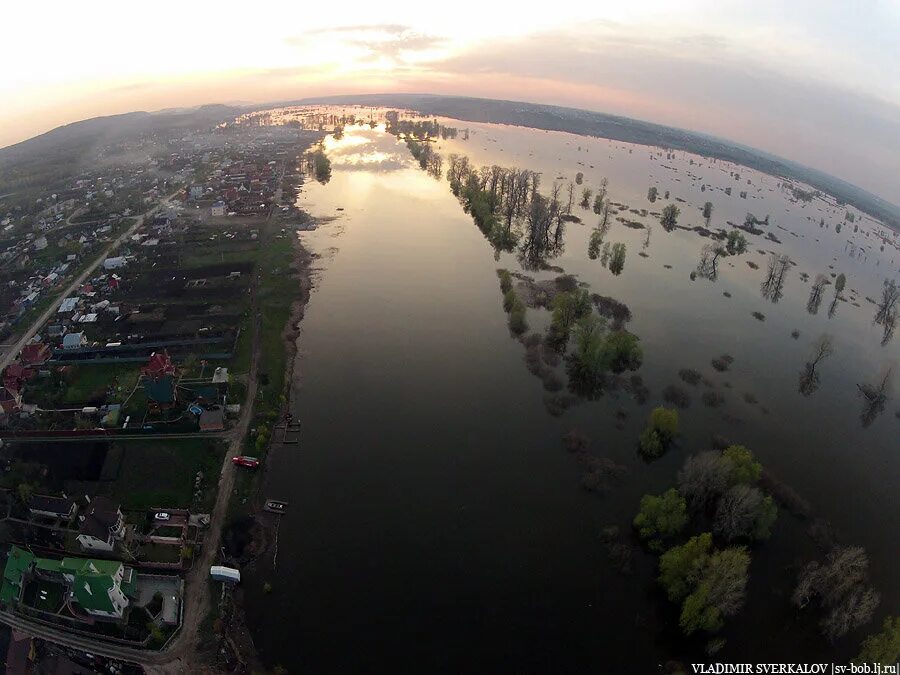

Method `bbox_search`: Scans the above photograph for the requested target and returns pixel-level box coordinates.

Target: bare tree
[714,484,776,541]
[697,243,726,281]
[874,280,899,326]
[807,274,828,314]
[761,253,791,303]
[793,545,880,641]
[857,368,892,427]
[677,451,730,511]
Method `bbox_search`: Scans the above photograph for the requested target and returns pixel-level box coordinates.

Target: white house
[76,497,125,553]
[102,256,127,270]
[62,332,87,350]
[211,201,226,217]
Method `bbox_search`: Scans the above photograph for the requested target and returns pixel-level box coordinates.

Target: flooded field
[243,110,898,672]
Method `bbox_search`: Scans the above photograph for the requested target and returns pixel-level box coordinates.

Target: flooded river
[243,113,898,672]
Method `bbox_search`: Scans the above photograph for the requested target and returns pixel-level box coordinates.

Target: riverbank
[209,225,318,671]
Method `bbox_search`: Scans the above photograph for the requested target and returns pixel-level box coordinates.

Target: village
[0,109,323,670]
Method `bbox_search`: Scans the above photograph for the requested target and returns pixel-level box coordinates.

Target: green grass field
[100,438,225,511]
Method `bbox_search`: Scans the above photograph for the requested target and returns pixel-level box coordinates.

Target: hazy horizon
[4,1,898,202]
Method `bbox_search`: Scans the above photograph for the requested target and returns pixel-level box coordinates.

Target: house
[33,236,48,251]
[47,324,67,339]
[28,494,77,521]
[76,497,124,553]
[20,343,51,366]
[0,386,22,415]
[102,256,127,271]
[0,546,135,621]
[2,364,34,392]
[211,201,226,217]
[58,297,78,313]
[199,406,225,432]
[62,332,87,350]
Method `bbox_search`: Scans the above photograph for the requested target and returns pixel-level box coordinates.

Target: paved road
[0,194,179,373]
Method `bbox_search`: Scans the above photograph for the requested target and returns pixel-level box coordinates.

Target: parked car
[232,456,260,469]
[155,512,170,521]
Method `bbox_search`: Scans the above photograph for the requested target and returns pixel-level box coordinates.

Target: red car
[232,456,260,469]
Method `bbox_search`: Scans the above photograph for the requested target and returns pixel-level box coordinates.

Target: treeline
[385,112,458,140]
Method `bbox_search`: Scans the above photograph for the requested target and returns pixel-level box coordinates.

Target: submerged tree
[725,230,747,255]
[703,201,714,226]
[798,334,834,397]
[580,188,592,210]
[857,368,892,427]
[807,274,828,314]
[634,488,688,551]
[638,407,678,459]
[608,242,627,275]
[874,279,899,327]
[648,186,659,203]
[793,545,880,641]
[677,451,730,511]
[697,243,726,281]
[661,204,680,231]
[714,484,777,542]
[855,617,900,666]
[761,253,791,303]
[828,273,846,318]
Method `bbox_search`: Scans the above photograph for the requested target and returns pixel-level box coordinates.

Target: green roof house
[1,546,135,621]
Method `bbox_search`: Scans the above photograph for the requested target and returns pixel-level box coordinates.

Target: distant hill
[2,95,896,230]
[0,105,240,194]
[281,93,900,230]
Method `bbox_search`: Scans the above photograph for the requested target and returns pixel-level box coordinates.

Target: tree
[703,201,713,226]
[608,242,627,275]
[592,194,604,215]
[798,334,834,397]
[680,547,750,635]
[722,445,761,485]
[714,484,777,541]
[634,489,687,551]
[678,452,730,510]
[725,230,747,255]
[603,330,642,372]
[661,204,680,231]
[874,279,899,326]
[834,273,847,295]
[575,172,584,185]
[17,483,33,505]
[807,274,828,314]
[793,545,881,640]
[580,188,592,209]
[648,186,659,203]
[855,617,900,666]
[639,407,678,459]
[659,533,713,602]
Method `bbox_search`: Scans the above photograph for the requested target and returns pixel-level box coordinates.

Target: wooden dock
[275,422,301,444]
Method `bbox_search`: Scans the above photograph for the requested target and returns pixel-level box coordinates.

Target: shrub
[638,428,664,459]
[650,407,679,441]
[634,488,688,551]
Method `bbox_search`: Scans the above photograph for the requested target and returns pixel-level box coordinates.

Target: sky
[3,0,899,201]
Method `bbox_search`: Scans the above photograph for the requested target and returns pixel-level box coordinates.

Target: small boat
[264,499,288,514]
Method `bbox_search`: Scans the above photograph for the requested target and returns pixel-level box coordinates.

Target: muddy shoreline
[215,228,318,672]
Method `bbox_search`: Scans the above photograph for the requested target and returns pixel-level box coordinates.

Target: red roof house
[20,343,52,366]
[142,351,176,379]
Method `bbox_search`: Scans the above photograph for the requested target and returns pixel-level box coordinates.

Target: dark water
[244,117,898,673]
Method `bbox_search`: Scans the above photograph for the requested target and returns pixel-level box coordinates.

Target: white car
[155,512,171,521]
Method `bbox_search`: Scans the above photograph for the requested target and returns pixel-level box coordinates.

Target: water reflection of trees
[797,335,833,397]
[873,280,898,346]
[760,253,791,303]
[806,274,828,314]
[857,369,891,427]
[696,243,726,281]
